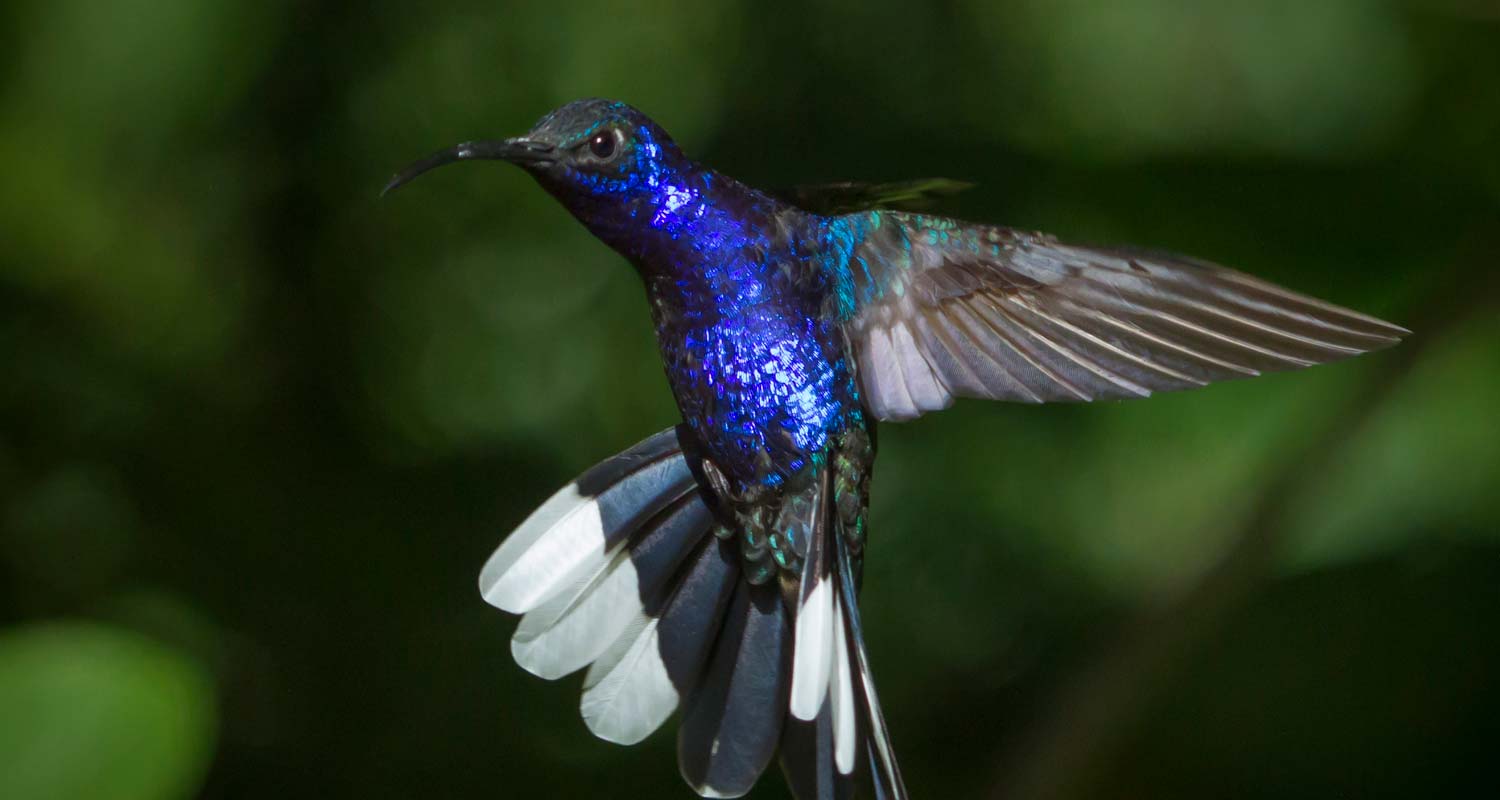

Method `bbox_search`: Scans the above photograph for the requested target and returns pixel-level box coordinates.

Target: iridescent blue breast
[663,303,860,490]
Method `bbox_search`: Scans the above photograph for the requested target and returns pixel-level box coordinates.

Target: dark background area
[2,2,1498,798]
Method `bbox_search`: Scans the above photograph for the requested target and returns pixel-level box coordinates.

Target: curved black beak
[381,138,555,197]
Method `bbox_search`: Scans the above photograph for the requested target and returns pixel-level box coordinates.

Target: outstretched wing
[837,212,1408,421]
[775,178,973,216]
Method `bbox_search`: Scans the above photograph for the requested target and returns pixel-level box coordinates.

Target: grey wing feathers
[846,218,1408,421]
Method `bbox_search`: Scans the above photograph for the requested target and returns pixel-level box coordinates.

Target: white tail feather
[829,590,857,775]
[580,614,678,745]
[789,578,832,720]
[511,546,646,679]
[481,457,692,614]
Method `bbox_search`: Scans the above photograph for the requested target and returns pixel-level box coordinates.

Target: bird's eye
[588,130,617,160]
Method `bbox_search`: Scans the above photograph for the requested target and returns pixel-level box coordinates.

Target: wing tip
[1374,322,1412,342]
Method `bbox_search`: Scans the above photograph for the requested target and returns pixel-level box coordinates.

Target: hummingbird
[384,99,1406,799]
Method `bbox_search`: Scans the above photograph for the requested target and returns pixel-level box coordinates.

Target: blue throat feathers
[541,106,869,491]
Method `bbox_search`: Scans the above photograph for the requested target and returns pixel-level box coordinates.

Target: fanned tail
[480,426,903,798]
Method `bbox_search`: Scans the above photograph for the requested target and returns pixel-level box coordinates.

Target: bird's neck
[577,164,828,325]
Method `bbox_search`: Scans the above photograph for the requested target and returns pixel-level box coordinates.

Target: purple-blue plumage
[521,100,868,493]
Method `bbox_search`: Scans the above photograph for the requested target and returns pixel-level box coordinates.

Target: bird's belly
[662,310,859,489]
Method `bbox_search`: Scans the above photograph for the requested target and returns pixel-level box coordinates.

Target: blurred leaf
[0,622,216,800]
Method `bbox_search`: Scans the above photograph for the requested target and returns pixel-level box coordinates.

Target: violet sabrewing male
[384,98,1406,799]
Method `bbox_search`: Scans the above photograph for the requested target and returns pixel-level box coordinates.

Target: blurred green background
[2,1,1498,798]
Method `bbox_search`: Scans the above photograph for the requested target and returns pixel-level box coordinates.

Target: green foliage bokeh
[1,1,1497,798]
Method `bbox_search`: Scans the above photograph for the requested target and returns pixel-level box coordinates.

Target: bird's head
[384,99,694,247]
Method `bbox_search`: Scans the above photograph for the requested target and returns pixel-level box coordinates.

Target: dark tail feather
[679,580,790,797]
[779,699,857,800]
[653,536,740,695]
[837,535,908,799]
[580,532,736,744]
